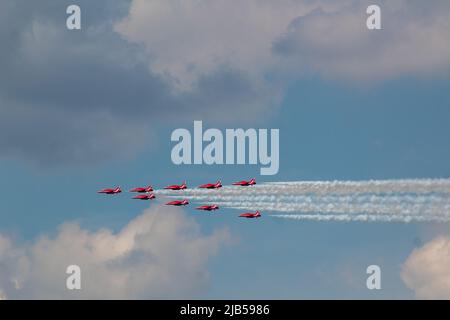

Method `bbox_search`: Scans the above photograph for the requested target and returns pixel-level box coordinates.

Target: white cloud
[115,0,316,90]
[401,235,450,299]
[116,0,450,89]
[0,205,230,299]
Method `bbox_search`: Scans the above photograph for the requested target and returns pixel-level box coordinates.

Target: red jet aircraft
[164,181,187,190]
[198,180,222,189]
[130,186,154,193]
[232,178,256,186]
[239,211,261,218]
[165,199,189,206]
[196,204,219,211]
[97,186,122,194]
[132,193,155,200]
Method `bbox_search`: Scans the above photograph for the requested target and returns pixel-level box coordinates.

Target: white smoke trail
[156,178,450,196]
[264,179,450,195]
[159,194,448,205]
[155,178,450,223]
[212,200,450,216]
[269,214,450,223]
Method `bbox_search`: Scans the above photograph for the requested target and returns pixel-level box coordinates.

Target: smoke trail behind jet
[155,178,450,223]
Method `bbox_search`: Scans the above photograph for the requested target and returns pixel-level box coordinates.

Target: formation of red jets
[97,178,261,218]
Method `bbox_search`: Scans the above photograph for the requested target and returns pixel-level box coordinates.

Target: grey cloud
[0,100,149,166]
[0,0,280,167]
[3,0,449,167]
[273,0,450,81]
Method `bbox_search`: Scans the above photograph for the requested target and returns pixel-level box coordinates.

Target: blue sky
[1,0,450,299]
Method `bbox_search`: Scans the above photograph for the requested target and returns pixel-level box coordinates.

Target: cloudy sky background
[1,0,450,299]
